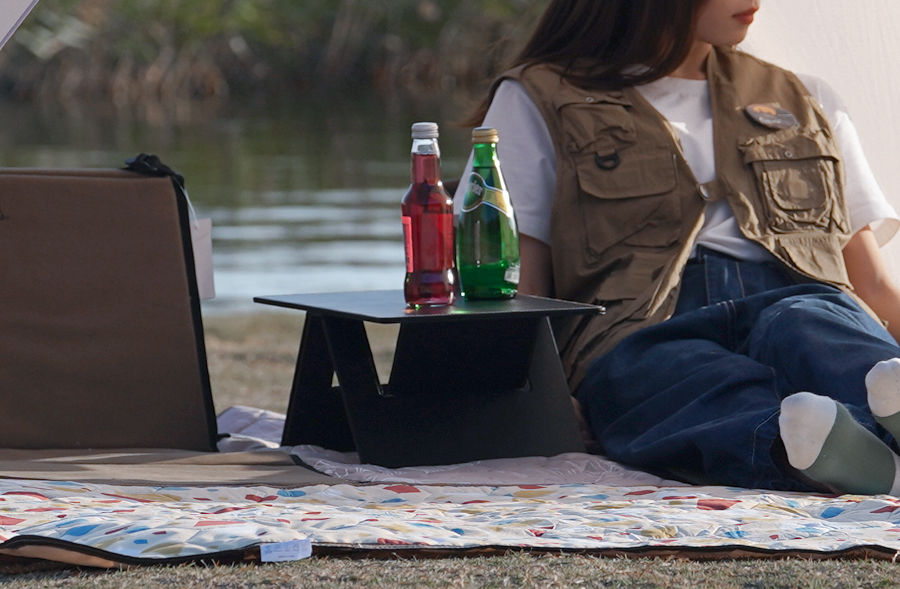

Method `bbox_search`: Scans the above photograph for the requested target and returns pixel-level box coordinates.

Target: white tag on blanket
[260,539,312,562]
[190,218,215,300]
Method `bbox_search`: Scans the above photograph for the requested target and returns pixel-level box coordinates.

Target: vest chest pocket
[573,144,680,257]
[739,128,845,234]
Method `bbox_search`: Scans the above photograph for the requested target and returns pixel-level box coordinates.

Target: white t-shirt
[454,75,900,260]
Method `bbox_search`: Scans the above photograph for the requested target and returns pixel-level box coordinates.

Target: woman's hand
[843,226,900,343]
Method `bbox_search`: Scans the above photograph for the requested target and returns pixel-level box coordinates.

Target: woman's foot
[866,358,900,440]
[779,392,900,495]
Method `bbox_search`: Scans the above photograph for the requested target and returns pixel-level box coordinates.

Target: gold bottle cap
[472,127,499,144]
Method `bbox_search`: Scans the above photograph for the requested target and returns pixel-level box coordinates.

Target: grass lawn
[5,552,900,588]
[2,312,899,587]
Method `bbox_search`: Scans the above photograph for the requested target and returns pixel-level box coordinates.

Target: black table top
[253,290,602,324]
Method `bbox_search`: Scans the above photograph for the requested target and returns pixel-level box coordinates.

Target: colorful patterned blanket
[1,406,899,566]
[1,479,900,566]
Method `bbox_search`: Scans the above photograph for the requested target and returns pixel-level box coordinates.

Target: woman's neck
[670,41,713,80]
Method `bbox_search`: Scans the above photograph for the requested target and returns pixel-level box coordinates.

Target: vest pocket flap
[575,146,677,199]
[574,147,681,255]
[739,128,837,164]
[738,126,845,234]
[559,102,636,152]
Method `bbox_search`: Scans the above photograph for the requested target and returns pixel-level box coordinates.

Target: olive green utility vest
[503,47,859,389]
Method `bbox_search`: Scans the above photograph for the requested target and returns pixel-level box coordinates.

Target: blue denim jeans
[576,247,900,491]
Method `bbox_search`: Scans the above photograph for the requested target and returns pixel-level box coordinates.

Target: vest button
[784,150,794,158]
[699,185,712,200]
[585,96,595,103]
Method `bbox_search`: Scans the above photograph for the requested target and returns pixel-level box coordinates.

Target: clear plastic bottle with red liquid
[401,122,456,307]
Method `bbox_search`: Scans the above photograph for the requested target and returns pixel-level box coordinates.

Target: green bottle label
[461,173,512,217]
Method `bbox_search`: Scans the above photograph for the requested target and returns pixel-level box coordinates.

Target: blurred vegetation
[0,0,548,108]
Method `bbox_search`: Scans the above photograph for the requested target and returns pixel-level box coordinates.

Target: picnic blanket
[1,406,900,568]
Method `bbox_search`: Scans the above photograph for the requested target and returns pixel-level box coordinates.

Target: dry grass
[202,311,399,414]
[4,552,900,588]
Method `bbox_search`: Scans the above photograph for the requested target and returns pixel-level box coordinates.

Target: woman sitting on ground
[457,0,900,494]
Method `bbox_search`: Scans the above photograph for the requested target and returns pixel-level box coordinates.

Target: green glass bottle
[456,127,520,300]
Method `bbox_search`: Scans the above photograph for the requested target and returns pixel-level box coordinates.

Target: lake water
[0,95,472,314]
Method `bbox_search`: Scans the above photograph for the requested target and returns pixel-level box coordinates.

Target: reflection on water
[206,187,406,313]
[0,96,470,314]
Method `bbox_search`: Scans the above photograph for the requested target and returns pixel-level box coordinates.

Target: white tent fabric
[0,0,39,52]
[742,0,900,278]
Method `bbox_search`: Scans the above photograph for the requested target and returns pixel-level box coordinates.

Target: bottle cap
[411,122,439,139]
[472,127,499,144]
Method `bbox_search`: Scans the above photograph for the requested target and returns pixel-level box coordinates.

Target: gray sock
[866,358,900,440]
[780,392,900,495]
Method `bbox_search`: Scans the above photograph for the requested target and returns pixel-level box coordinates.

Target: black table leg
[320,315,388,453]
[281,314,355,450]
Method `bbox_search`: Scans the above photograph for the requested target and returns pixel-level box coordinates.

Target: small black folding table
[254,290,602,468]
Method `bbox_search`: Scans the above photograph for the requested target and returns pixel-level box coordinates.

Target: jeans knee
[755,293,883,347]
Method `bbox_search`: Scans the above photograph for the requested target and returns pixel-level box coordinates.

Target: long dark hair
[464,0,707,125]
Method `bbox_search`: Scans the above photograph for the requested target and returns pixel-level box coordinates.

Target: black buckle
[594,152,620,170]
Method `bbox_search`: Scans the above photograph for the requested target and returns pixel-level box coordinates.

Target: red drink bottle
[401,122,456,307]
